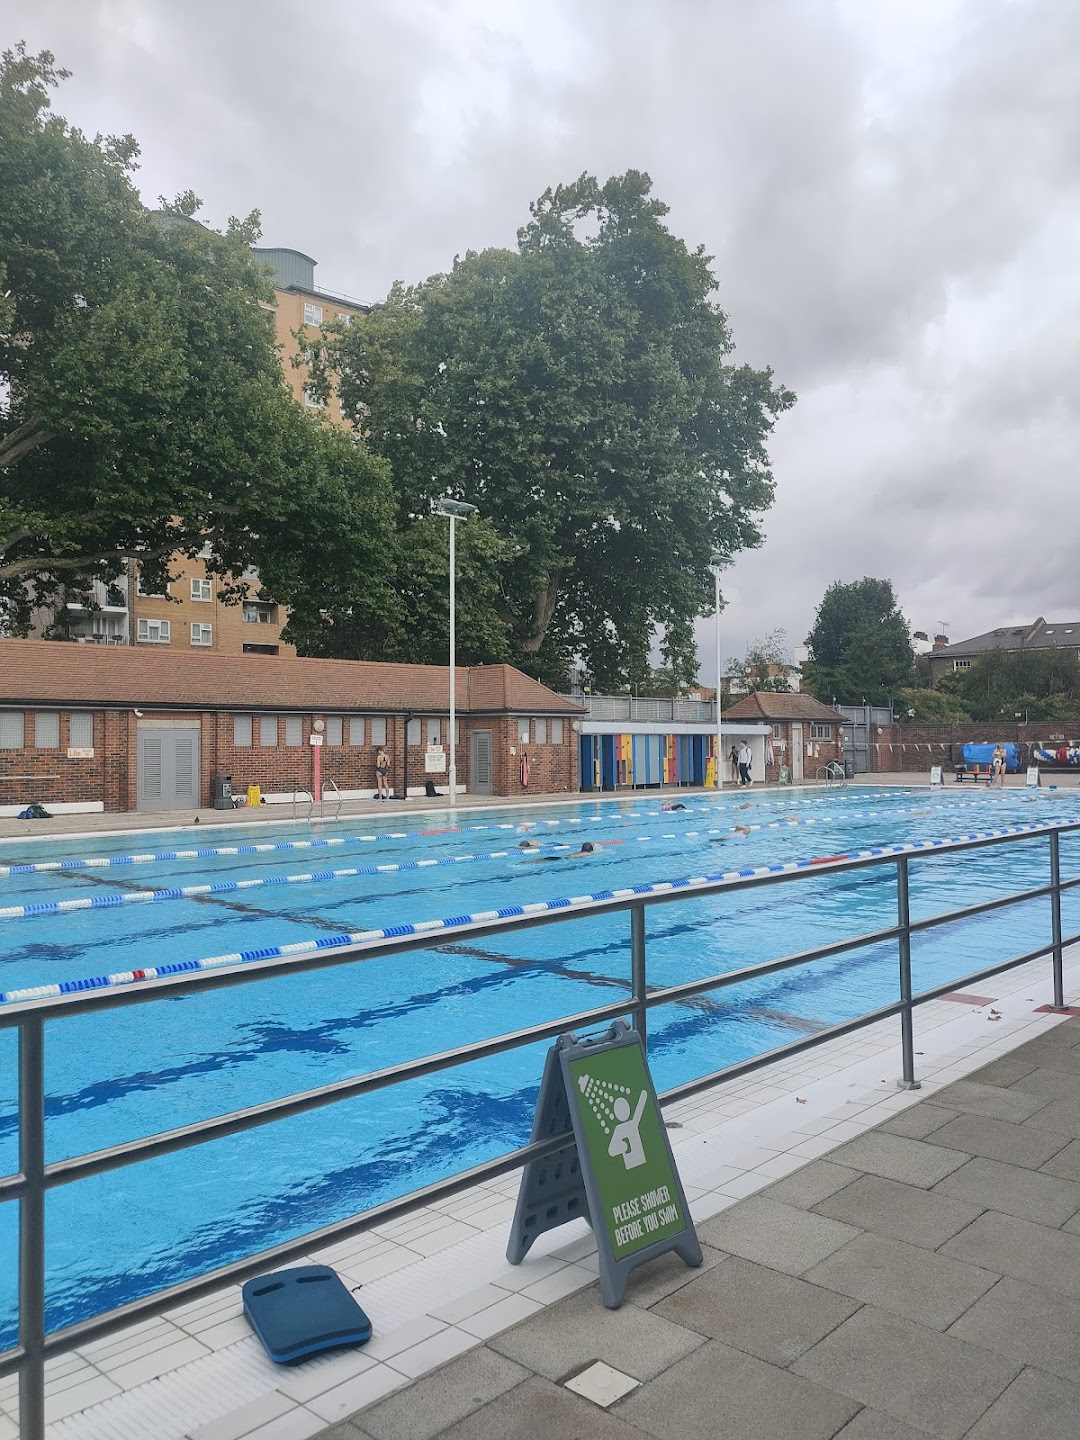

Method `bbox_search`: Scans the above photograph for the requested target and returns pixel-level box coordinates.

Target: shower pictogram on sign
[578,1071,648,1170]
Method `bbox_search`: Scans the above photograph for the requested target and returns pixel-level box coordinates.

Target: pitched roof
[722,691,846,723]
[0,640,583,715]
[936,619,1080,658]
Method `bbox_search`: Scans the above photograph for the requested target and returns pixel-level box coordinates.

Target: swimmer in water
[518,839,541,851]
[735,802,755,811]
[522,841,597,863]
[709,824,751,843]
[661,801,689,812]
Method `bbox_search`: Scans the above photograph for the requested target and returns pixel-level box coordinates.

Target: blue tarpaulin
[960,742,1020,773]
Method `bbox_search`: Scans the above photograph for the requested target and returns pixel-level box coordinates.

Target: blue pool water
[1,784,1079,1341]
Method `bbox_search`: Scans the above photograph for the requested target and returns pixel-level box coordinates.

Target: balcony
[65,580,129,613]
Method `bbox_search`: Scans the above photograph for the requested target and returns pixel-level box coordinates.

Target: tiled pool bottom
[18,939,1079,1440]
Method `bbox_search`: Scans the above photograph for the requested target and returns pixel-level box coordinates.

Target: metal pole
[714,569,722,788]
[896,856,920,1089]
[19,1016,46,1440]
[448,515,457,807]
[631,904,647,1049]
[1051,828,1065,1010]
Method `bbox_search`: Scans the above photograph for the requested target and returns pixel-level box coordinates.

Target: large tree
[938,648,1080,723]
[802,578,915,704]
[728,628,797,694]
[0,44,396,631]
[322,171,794,689]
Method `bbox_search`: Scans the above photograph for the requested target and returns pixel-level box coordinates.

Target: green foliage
[802,578,915,704]
[895,687,972,723]
[945,648,1080,722]
[328,171,793,685]
[0,44,396,630]
[728,628,796,693]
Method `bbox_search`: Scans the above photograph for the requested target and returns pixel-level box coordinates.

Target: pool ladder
[290,779,344,822]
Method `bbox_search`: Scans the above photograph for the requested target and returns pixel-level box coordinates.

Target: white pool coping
[11,939,1077,1440]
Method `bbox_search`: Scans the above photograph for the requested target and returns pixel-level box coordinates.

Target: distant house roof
[722,692,846,723]
[0,641,582,716]
[933,619,1080,660]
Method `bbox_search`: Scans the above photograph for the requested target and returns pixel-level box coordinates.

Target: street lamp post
[436,499,479,806]
[709,551,724,788]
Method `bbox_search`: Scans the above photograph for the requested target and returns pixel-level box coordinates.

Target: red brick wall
[866,722,1078,773]
[758,721,844,783]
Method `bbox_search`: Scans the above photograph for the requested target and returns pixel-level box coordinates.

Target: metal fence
[564,694,717,724]
[2,820,1080,1438]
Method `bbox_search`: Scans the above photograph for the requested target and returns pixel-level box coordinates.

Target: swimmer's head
[581,842,595,853]
[518,839,540,850]
[613,1096,630,1121]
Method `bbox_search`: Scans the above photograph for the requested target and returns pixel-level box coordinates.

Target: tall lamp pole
[436,499,479,806]
[709,551,724,788]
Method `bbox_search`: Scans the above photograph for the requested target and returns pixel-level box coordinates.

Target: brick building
[721,692,846,782]
[0,642,582,815]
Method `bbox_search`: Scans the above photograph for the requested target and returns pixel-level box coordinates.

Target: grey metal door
[138,727,200,810]
[470,729,492,795]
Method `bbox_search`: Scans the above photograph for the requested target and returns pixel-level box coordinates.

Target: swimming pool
[2,784,1079,1341]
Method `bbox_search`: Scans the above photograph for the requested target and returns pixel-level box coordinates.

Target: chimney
[912,631,928,643]
[932,634,949,650]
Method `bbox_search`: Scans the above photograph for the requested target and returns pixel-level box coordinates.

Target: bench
[954,764,994,783]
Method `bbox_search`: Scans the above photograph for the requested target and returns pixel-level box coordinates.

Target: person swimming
[522,841,597,863]
[517,839,541,850]
[709,824,751,843]
[661,802,689,812]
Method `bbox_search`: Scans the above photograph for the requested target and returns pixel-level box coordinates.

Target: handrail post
[631,903,647,1050]
[896,856,921,1089]
[1050,829,1066,1011]
[19,1016,47,1440]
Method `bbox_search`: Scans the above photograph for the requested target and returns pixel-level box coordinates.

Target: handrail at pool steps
[1,820,1079,1438]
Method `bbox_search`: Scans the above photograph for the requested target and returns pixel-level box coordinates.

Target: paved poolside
[319,1013,1080,1440]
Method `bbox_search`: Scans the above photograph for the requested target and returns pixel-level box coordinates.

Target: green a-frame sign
[507,1020,702,1307]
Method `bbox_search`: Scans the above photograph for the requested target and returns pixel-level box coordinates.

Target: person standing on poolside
[992,743,1007,788]
[729,744,740,783]
[737,742,753,786]
[375,746,391,801]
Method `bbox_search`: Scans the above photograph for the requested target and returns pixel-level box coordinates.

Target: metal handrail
[321,776,344,821]
[2,821,1079,1436]
[290,788,314,822]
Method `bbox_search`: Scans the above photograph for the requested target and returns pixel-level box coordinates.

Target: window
[259,715,278,747]
[234,714,253,747]
[337,312,353,326]
[190,622,213,647]
[810,723,832,740]
[242,643,279,655]
[243,602,275,624]
[284,716,303,746]
[534,717,547,744]
[0,712,24,749]
[406,718,421,746]
[304,390,323,409]
[370,717,387,747]
[326,716,343,746]
[349,717,365,746]
[551,719,564,745]
[137,618,171,643]
[69,713,94,749]
[34,712,60,749]
[303,302,323,326]
[953,659,971,671]
[136,576,169,598]
[773,724,783,739]
[426,717,441,746]
[190,578,212,601]
[518,718,530,744]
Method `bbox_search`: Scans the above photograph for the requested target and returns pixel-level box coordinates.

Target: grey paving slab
[434,1375,647,1439]
[1024,1097,1080,1140]
[926,1113,1067,1170]
[803,1231,998,1331]
[968,1053,1041,1088]
[1011,1065,1080,1103]
[813,1173,982,1249]
[1065,1209,1080,1235]
[487,1285,705,1382]
[826,1132,970,1188]
[949,1275,1080,1385]
[878,1103,959,1140]
[697,1197,858,1276]
[934,1155,1080,1227]
[929,1078,1050,1123]
[758,1159,861,1209]
[1009,1041,1080,1077]
[619,1243,726,1311]
[651,1255,860,1366]
[964,1365,1080,1440]
[941,1210,1080,1299]
[317,1423,374,1440]
[791,1306,1020,1439]
[355,1347,530,1440]
[1039,1137,1080,1181]
[832,1411,929,1440]
[618,1338,860,1440]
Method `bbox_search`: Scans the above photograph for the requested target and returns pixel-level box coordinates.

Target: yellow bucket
[246,784,262,807]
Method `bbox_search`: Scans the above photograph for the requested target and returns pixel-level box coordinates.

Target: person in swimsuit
[992,744,1007,788]
[522,841,597,863]
[375,747,391,800]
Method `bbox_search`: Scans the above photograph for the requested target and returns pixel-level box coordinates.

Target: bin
[212,773,233,810]
[844,758,855,779]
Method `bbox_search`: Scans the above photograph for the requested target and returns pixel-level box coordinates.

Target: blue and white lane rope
[0,820,1062,1006]
[0,799,1041,922]
[0,789,1011,880]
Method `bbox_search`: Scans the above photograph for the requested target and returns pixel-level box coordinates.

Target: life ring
[520,751,530,787]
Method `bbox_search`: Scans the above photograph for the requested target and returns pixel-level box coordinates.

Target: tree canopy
[936,648,1080,723]
[802,578,915,704]
[0,44,396,632]
[323,171,794,689]
[728,628,797,694]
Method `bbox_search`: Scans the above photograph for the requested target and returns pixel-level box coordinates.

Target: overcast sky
[5,0,1078,678]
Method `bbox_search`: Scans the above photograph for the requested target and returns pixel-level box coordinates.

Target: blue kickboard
[242,1265,372,1365]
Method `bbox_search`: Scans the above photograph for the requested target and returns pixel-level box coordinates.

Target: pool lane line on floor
[0,798,1050,922]
[0,789,1012,880]
[0,818,1062,1005]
